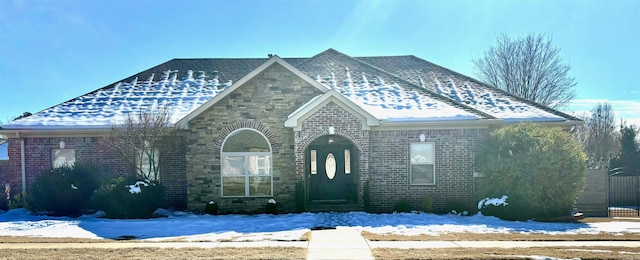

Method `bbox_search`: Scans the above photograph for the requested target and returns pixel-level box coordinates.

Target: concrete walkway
[307,227,373,260]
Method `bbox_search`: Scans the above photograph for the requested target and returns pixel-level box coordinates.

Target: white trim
[0,129,110,138]
[178,56,330,127]
[285,90,380,130]
[409,142,436,186]
[220,128,274,198]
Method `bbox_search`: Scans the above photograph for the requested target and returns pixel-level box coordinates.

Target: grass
[373,247,640,260]
[363,217,640,241]
[2,217,639,259]
[363,232,640,241]
[0,247,307,260]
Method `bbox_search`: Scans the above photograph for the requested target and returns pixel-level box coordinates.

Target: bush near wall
[28,164,99,216]
[92,175,165,219]
[475,123,587,221]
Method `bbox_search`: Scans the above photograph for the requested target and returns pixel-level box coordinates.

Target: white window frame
[220,128,273,197]
[410,142,436,185]
[52,149,75,168]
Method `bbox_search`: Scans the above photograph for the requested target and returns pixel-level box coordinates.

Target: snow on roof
[3,70,230,128]
[315,69,480,122]
[428,75,565,122]
[3,50,574,130]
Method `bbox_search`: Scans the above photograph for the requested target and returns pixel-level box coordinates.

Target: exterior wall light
[59,141,65,149]
[419,133,426,142]
[329,126,335,135]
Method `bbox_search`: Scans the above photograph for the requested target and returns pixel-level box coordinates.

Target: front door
[308,143,355,203]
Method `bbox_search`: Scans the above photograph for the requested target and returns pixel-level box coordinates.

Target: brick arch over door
[213,121,280,154]
[297,130,364,156]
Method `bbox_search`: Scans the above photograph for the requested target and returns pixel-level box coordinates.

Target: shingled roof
[2,48,580,129]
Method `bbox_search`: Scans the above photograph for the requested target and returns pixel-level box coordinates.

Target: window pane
[344,149,351,174]
[248,155,270,175]
[137,148,159,181]
[52,149,75,168]
[326,153,336,180]
[410,143,434,164]
[411,164,435,185]
[310,150,317,175]
[249,176,272,196]
[222,177,245,196]
[222,156,245,176]
[223,130,270,152]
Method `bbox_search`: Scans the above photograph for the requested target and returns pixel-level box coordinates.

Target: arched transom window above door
[221,129,272,197]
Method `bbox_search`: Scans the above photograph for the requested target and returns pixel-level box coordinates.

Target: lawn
[2,209,640,259]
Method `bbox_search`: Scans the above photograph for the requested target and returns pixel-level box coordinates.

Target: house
[0,49,581,213]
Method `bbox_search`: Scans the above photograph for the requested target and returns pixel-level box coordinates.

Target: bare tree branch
[473,33,577,108]
[573,103,619,168]
[107,105,182,182]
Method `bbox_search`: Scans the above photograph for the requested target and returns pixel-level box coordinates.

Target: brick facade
[185,62,324,213]
[4,137,125,195]
[3,136,188,210]
[368,129,488,212]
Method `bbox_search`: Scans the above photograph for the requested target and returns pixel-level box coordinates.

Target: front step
[306,203,362,212]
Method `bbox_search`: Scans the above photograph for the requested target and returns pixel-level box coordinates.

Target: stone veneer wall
[295,101,370,208]
[185,63,324,213]
[3,136,188,210]
[368,129,488,212]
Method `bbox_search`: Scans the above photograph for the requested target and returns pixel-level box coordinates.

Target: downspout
[20,136,26,193]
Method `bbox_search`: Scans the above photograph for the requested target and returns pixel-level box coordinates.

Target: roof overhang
[374,118,499,130]
[0,128,111,138]
[285,90,380,131]
[177,55,331,127]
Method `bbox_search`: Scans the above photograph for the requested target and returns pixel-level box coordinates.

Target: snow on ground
[1,209,639,242]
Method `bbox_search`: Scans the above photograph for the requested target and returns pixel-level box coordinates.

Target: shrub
[393,199,412,213]
[476,123,587,221]
[446,199,478,216]
[0,183,9,211]
[421,194,433,213]
[10,192,26,209]
[92,175,165,219]
[28,164,99,216]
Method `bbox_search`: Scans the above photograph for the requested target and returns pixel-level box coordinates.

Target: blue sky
[0,0,638,126]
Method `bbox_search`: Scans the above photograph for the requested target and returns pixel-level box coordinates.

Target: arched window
[221,129,272,197]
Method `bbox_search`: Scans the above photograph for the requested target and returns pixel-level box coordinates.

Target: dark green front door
[308,144,354,202]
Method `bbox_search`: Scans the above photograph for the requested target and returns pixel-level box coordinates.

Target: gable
[178,56,329,127]
[285,90,379,131]
[187,60,329,132]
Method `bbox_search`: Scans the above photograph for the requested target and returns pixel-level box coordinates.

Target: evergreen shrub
[28,164,99,216]
[393,199,412,213]
[421,194,433,213]
[476,123,587,221]
[93,175,165,219]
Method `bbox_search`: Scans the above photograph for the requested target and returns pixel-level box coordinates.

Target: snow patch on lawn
[0,209,638,241]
